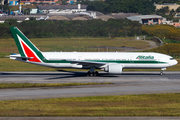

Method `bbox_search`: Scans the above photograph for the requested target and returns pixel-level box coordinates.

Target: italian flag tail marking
[10,27,44,63]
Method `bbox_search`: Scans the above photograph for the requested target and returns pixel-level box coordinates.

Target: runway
[0,71,180,100]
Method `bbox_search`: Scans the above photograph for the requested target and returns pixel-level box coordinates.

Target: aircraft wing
[66,59,106,66]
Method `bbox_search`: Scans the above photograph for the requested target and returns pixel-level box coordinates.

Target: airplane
[9,27,178,76]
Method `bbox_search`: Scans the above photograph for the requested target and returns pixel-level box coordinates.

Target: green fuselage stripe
[43,60,70,63]
[42,60,167,64]
[86,60,166,64]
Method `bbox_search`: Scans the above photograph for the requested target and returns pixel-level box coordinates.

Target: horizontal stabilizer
[9,54,34,60]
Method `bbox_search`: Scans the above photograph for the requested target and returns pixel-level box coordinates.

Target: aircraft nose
[169,59,178,66]
[172,60,178,66]
[175,60,178,65]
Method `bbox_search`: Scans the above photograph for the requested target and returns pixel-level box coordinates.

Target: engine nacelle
[104,64,123,74]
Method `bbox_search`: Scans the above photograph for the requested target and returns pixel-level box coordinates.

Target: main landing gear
[160,68,166,76]
[86,67,99,76]
[87,71,99,76]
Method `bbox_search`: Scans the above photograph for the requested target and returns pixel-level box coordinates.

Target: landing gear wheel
[90,73,93,77]
[87,71,91,76]
[86,71,99,77]
[160,68,166,76]
[95,71,99,76]
[160,72,163,76]
[93,72,96,76]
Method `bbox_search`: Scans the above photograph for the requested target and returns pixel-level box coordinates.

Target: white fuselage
[25,52,178,70]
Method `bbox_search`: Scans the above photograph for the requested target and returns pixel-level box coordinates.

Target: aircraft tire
[87,71,91,76]
[160,70,164,76]
[94,71,99,76]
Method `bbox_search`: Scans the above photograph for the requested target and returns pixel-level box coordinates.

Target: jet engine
[104,64,123,74]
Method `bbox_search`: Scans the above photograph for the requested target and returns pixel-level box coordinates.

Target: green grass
[1,93,180,116]
[0,37,150,58]
[0,83,112,89]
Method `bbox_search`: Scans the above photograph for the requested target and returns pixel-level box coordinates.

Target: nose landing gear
[160,68,166,76]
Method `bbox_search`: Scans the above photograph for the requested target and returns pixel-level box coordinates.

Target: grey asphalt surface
[0,71,180,101]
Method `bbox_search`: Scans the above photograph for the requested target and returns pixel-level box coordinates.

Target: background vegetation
[142,25,180,40]
[80,0,155,14]
[2,19,180,43]
[0,19,142,39]
[146,43,180,54]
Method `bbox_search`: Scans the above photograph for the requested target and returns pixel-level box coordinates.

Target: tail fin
[10,27,44,63]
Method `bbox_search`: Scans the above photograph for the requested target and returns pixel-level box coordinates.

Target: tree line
[79,0,156,15]
[147,43,180,57]
[78,0,180,21]
[2,18,180,42]
[142,25,180,41]
[0,19,142,39]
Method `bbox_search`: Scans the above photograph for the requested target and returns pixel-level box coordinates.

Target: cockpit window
[170,58,174,60]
